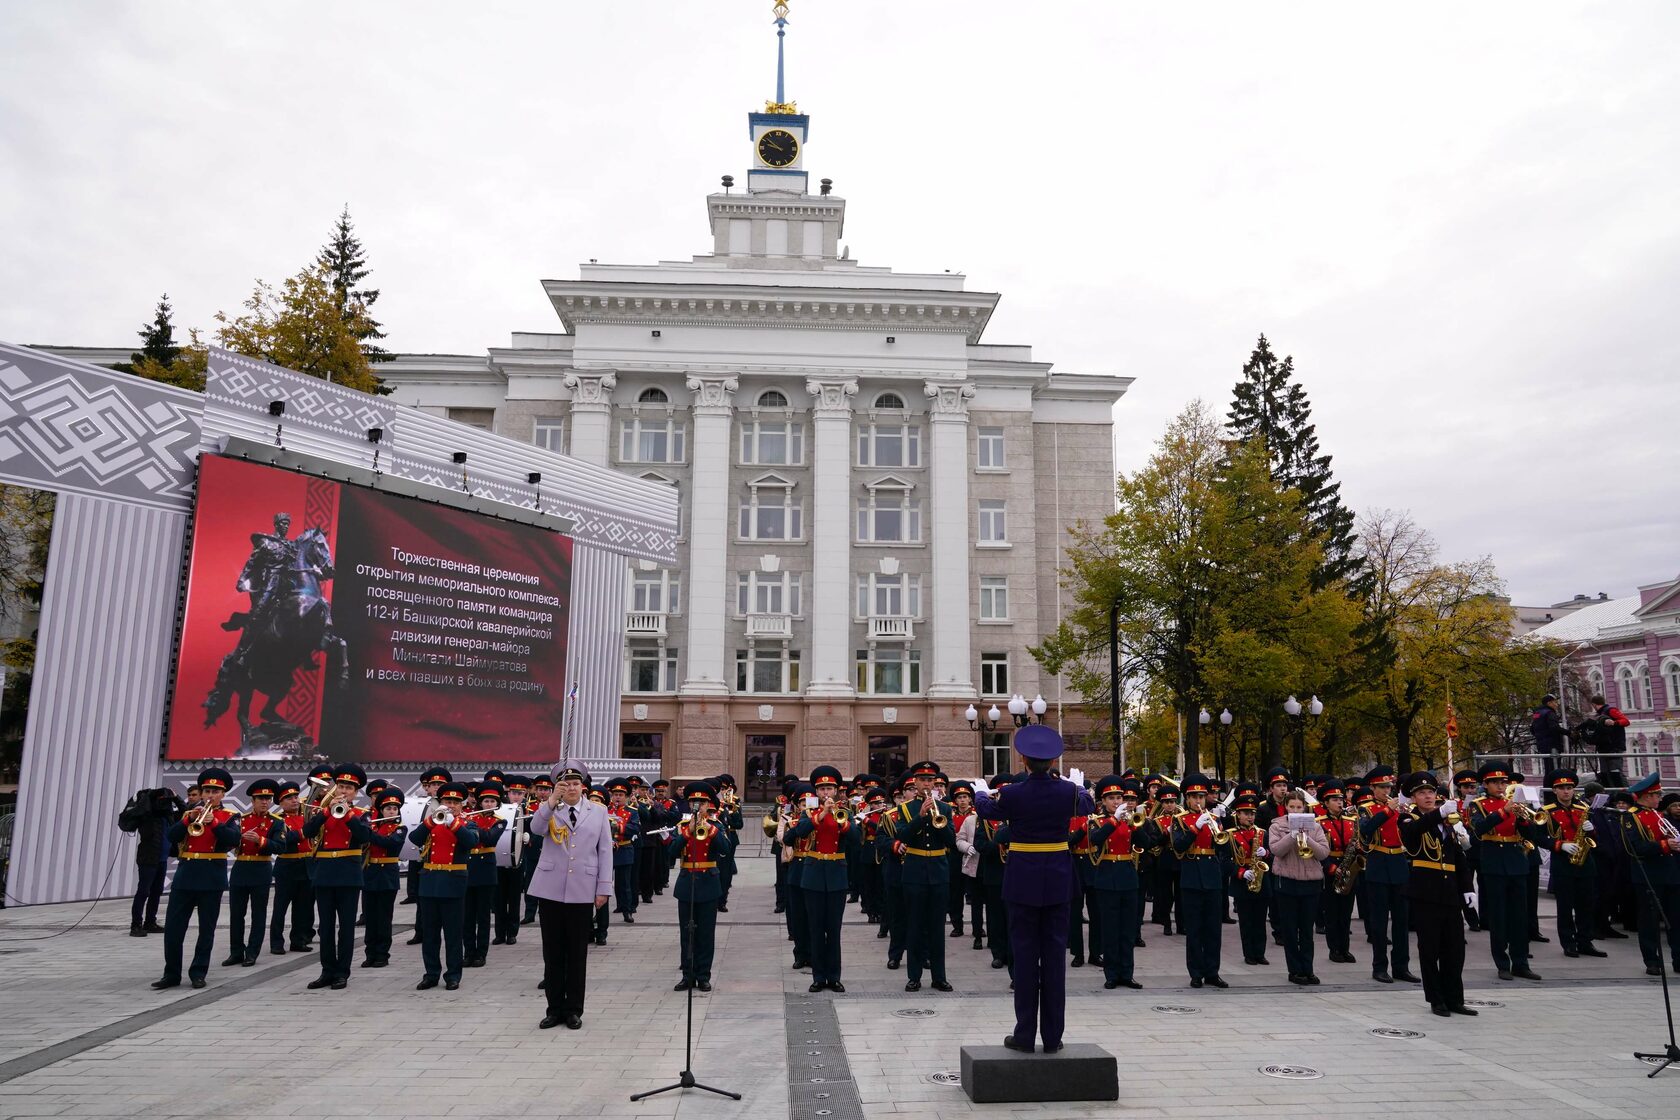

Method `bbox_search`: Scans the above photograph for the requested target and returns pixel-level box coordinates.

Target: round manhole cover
[1260,1064,1323,1080]
[1369,1027,1424,1039]
[895,1008,937,1018]
[927,1071,964,1085]
[1152,1004,1201,1015]
[1463,999,1502,1008]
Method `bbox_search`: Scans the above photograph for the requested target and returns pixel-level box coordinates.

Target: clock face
[757,128,799,168]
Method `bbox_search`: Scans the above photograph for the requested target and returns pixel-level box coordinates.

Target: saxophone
[1333,813,1366,895]
[1242,829,1268,893]
[1566,802,1595,867]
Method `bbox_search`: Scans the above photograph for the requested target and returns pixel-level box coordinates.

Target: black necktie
[569,806,577,829]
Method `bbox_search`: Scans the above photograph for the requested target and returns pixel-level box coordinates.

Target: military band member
[714,774,744,913]
[1169,773,1229,989]
[764,780,793,915]
[1398,772,1477,1016]
[361,788,408,967]
[153,767,242,989]
[1067,784,1100,968]
[1317,781,1358,963]
[493,775,530,944]
[947,780,983,946]
[1267,789,1329,984]
[1147,778,1181,935]
[1359,766,1419,984]
[1255,766,1293,946]
[601,778,640,926]
[670,781,734,991]
[889,760,956,993]
[268,781,313,954]
[1468,761,1547,981]
[638,779,678,903]
[650,778,678,894]
[790,765,855,992]
[223,777,285,968]
[1227,791,1271,966]
[783,779,814,968]
[876,778,909,968]
[411,781,481,990]
[460,781,506,967]
[530,762,614,1029]
[1620,773,1680,976]
[858,787,888,925]
[301,763,371,990]
[522,774,552,925]
[1088,775,1144,990]
[973,775,1013,971]
[1537,768,1605,959]
[1452,769,1483,931]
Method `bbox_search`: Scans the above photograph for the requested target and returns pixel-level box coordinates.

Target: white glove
[1256,846,1269,859]
[1197,811,1216,831]
[1463,892,1476,907]
[1583,820,1595,833]
[1439,799,1458,816]
[1453,823,1471,848]
[1561,842,1579,856]
[1241,869,1254,882]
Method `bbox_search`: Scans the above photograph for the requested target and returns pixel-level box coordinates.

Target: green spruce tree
[316,206,390,363]
[118,295,181,373]
[1227,334,1360,589]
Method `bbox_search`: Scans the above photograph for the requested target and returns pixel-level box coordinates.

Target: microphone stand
[1628,820,1679,1077]
[631,818,741,1103]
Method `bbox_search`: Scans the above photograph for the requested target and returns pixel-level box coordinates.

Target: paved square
[1,834,1675,1119]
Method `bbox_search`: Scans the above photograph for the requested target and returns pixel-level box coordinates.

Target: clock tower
[747,2,810,194]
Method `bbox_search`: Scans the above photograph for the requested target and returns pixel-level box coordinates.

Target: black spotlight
[820,178,832,196]
[367,427,383,443]
[268,400,285,417]
[527,472,542,485]
[886,336,896,344]
[651,329,661,338]
[721,174,734,192]
[452,452,467,465]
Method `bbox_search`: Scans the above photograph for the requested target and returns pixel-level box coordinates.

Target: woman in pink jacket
[1266,791,1330,985]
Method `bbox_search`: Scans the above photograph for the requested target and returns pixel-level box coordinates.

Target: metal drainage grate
[1463,999,1503,1008]
[1260,1064,1323,1080]
[1151,1004,1201,1015]
[1369,1027,1424,1039]
[894,1008,937,1018]
[927,1071,963,1086]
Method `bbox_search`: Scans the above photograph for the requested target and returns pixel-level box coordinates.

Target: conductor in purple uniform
[974,725,1094,1054]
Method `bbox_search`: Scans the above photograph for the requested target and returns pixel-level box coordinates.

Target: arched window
[757,389,789,408]
[1587,668,1605,703]
[638,387,669,404]
[1616,665,1638,711]
[1662,658,1680,713]
[1637,662,1653,710]
[874,392,905,410]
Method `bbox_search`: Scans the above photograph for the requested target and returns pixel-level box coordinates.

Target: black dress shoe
[792,957,810,969]
[990,959,1006,969]
[697,981,711,992]
[1647,965,1664,976]
[221,954,242,967]
[950,926,964,938]
[1104,980,1121,989]
[1449,1004,1479,1016]
[1531,934,1550,943]
[1513,967,1543,980]
[492,935,506,945]
[190,978,206,989]
[540,1014,563,1029]
[1189,978,1204,988]
[774,905,786,914]
[1069,954,1084,968]
[1564,949,1580,958]
[809,981,826,993]
[623,915,635,924]
[1136,938,1146,948]
[1043,1042,1064,1054]
[128,926,147,938]
[445,979,459,990]
[1395,970,1421,983]
[564,1014,582,1029]
[1002,1035,1032,1052]
[1431,1003,1451,1017]
[876,927,888,939]
[270,943,286,954]
[151,977,180,990]
[538,979,546,989]
[932,980,953,992]
[1207,976,1229,989]
[1289,974,1308,985]
[307,976,333,989]
[1121,979,1142,989]
[828,981,845,993]
[242,955,256,967]
[1497,969,1515,980]
[1256,956,1270,966]
[1306,975,1320,985]
[1601,928,1628,939]
[717,903,728,913]
[594,936,607,946]
[1580,946,1607,957]
[406,935,422,946]
[417,976,439,990]
[1373,971,1394,983]
[1090,956,1104,968]
[973,938,985,951]
[642,896,653,904]
[330,979,347,990]
[905,979,922,992]
[143,923,164,933]
[520,915,535,925]
[1244,957,1260,966]
[675,978,693,991]
[887,958,901,970]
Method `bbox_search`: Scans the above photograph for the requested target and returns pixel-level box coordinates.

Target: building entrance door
[868,735,910,782]
[746,734,786,800]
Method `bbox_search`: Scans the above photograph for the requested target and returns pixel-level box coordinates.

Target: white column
[924,380,976,699]
[561,369,616,465]
[804,378,858,698]
[678,374,737,695]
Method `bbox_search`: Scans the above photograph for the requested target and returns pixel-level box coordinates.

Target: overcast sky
[3,1,1675,604]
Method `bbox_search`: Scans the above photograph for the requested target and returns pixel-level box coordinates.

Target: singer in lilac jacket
[529,796,615,905]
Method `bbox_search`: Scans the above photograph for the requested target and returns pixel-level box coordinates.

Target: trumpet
[329,800,355,820]
[1127,807,1150,828]
[693,807,714,842]
[1295,830,1312,859]
[924,790,947,830]
[185,799,218,838]
[428,806,457,828]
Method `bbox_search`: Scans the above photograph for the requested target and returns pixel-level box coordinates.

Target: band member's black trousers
[314,885,359,981]
[404,860,420,902]
[1363,880,1410,975]
[1234,889,1268,961]
[786,878,809,963]
[1480,872,1529,972]
[774,851,788,910]
[162,888,222,982]
[613,862,638,917]
[227,882,271,960]
[1275,882,1319,977]
[521,855,539,920]
[1634,877,1680,971]
[493,866,522,940]
[539,898,594,1018]
[637,843,660,901]
[947,866,967,929]
[1151,862,1179,930]
[463,884,495,960]
[903,881,949,983]
[419,895,464,982]
[1412,899,1465,1008]
[1553,872,1596,952]
[593,899,610,941]
[270,873,313,950]
[1321,881,1355,957]
[984,882,1012,968]
[1094,888,1139,983]
[1181,886,1221,981]
[362,889,396,963]
[677,898,719,983]
[803,888,846,984]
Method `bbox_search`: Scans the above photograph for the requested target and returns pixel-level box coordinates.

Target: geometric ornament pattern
[0,342,201,510]
[205,347,393,442]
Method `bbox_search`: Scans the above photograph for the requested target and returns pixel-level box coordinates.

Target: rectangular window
[856,424,921,468]
[979,576,1009,620]
[447,407,494,431]
[621,732,663,761]
[856,573,921,617]
[625,645,678,693]
[740,421,804,465]
[735,647,802,693]
[977,427,1005,469]
[619,419,686,464]
[855,648,922,695]
[981,732,1012,779]
[533,417,565,453]
[978,499,1008,543]
[856,492,922,543]
[737,572,802,616]
[629,570,680,614]
[980,653,1010,697]
[739,487,803,540]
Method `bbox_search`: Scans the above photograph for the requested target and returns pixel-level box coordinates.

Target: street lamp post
[966,701,1003,775]
[1283,694,1324,777]
[1108,602,1122,775]
[1009,693,1048,728]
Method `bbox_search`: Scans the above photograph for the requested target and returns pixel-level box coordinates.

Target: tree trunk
[1262,710,1285,773]
[1395,719,1412,776]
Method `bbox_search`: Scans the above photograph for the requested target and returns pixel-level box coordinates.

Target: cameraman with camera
[118,785,186,936]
